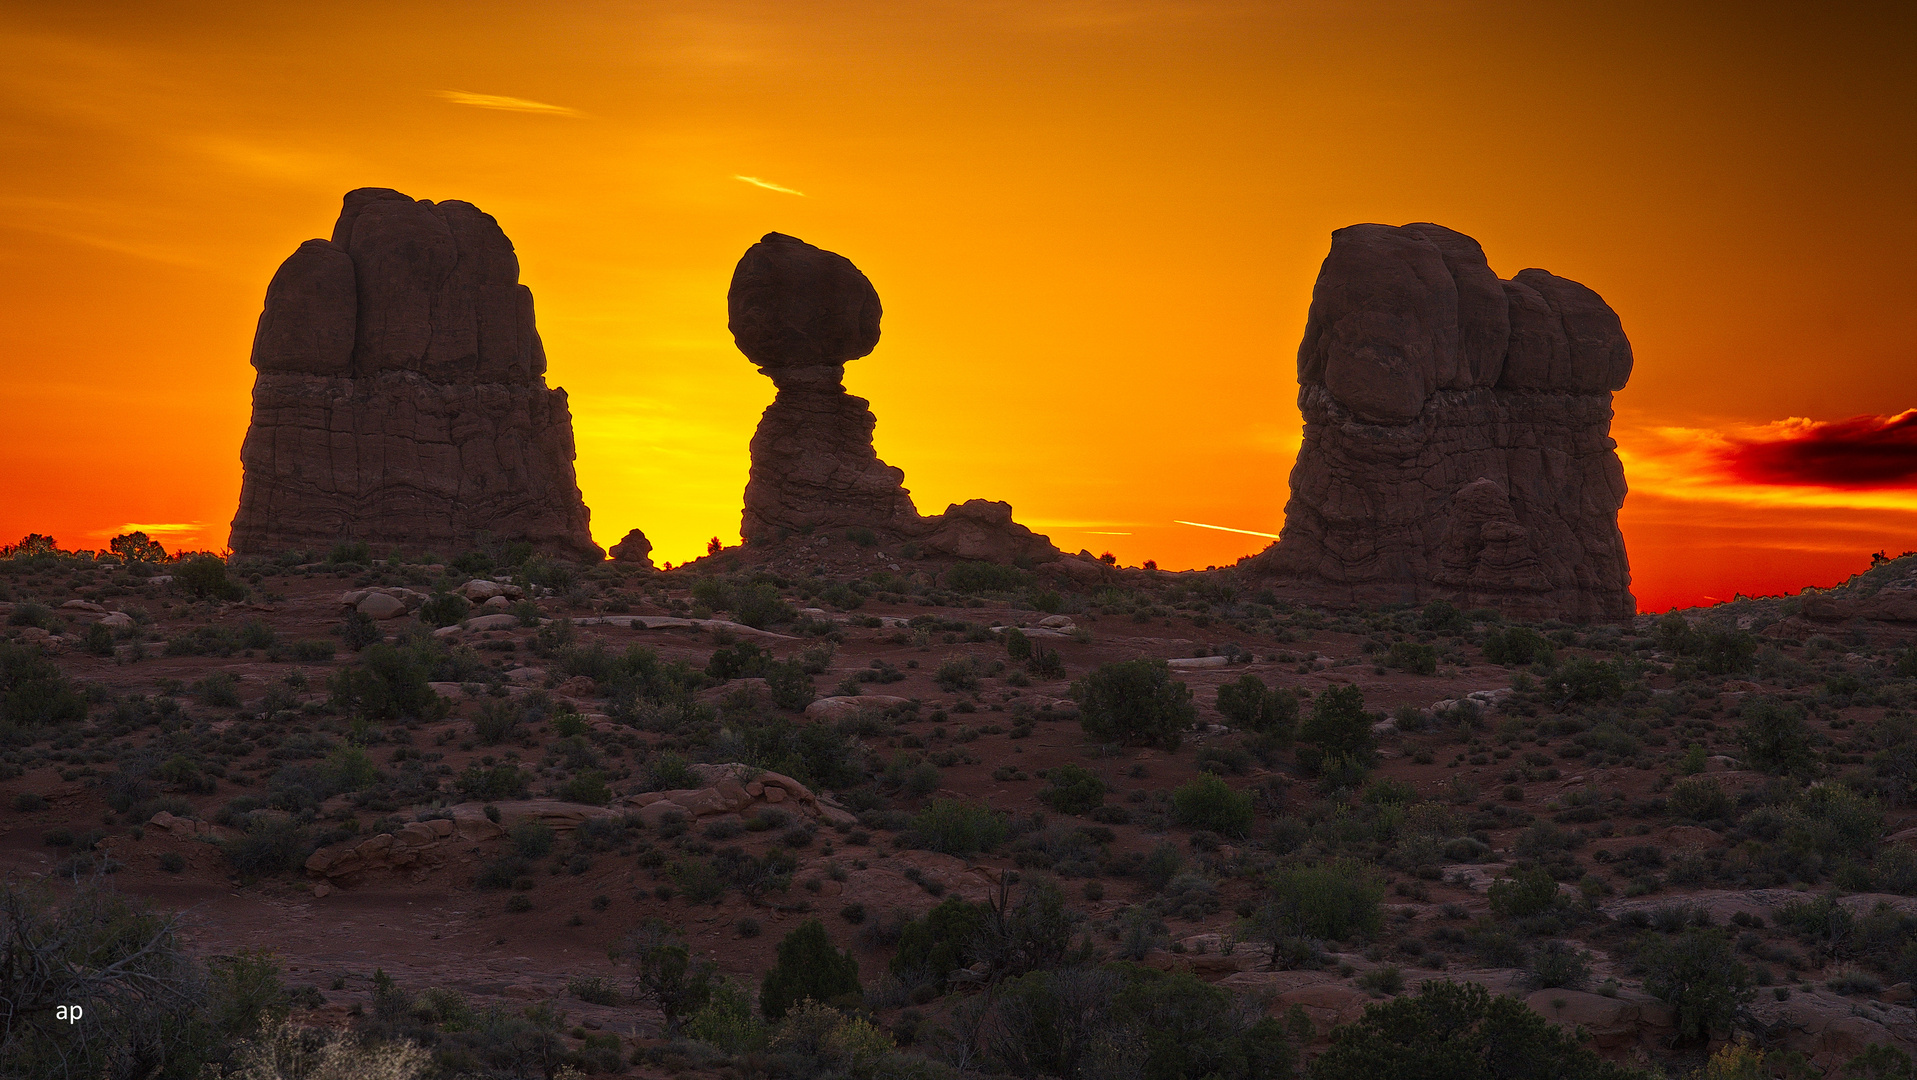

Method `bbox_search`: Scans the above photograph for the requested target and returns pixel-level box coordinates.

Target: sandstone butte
[727,232,1058,565]
[1251,222,1635,621]
[227,188,602,562]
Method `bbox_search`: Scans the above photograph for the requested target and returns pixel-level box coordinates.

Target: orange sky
[1,1,1912,612]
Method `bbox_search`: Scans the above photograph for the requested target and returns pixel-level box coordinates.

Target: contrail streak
[1174,520,1281,539]
[735,175,806,196]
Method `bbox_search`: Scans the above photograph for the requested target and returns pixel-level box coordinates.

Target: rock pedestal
[1255,223,1634,620]
[229,188,602,561]
[727,232,1054,563]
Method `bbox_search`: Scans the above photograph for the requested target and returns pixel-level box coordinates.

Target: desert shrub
[761,919,860,1019]
[1421,600,1469,634]
[1747,783,1884,861]
[454,763,528,800]
[890,896,989,983]
[194,672,241,708]
[418,592,470,628]
[1004,627,1033,662]
[109,531,168,563]
[1356,965,1404,996]
[933,654,980,692]
[1836,1044,1917,1080]
[1482,627,1554,667]
[1296,684,1374,778]
[337,610,383,651]
[1638,927,1753,1044]
[0,641,87,732]
[327,643,449,721]
[219,817,314,878]
[1215,674,1299,739]
[1307,979,1645,1080]
[1739,698,1815,774]
[288,639,335,662]
[559,769,612,806]
[5,601,53,629]
[1252,859,1383,949]
[734,582,795,629]
[510,820,555,858]
[945,561,1032,593]
[1697,629,1758,676]
[672,858,727,904]
[1488,865,1562,919]
[907,799,1007,856]
[1670,775,1732,820]
[1073,659,1194,750]
[176,555,245,601]
[318,744,380,795]
[1171,773,1253,836]
[328,541,370,565]
[620,921,718,1036]
[764,660,817,711]
[0,882,298,1080]
[685,979,768,1055]
[82,622,115,657]
[1038,764,1107,814]
[990,965,1293,1080]
[1386,641,1438,676]
[1545,658,1625,703]
[1528,940,1594,990]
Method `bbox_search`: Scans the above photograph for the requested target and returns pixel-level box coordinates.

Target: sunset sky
[1,1,1912,612]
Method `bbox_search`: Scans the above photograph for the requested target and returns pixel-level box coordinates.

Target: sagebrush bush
[908,800,1007,856]
[1214,674,1298,739]
[1072,659,1194,750]
[1038,764,1107,815]
[1171,774,1253,836]
[761,919,860,1019]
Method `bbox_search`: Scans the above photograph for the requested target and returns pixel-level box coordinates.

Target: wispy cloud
[437,90,580,116]
[1718,410,1917,489]
[1175,519,1281,538]
[735,175,806,196]
[113,522,208,538]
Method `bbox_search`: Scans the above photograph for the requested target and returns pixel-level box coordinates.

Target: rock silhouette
[229,188,601,561]
[1256,222,1634,620]
[728,232,1055,563]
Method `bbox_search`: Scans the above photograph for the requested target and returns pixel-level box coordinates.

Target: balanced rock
[229,188,603,561]
[1254,223,1634,620]
[728,233,1055,563]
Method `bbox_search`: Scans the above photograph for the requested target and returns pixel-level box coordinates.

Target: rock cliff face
[229,188,601,561]
[1255,223,1634,620]
[729,233,1054,563]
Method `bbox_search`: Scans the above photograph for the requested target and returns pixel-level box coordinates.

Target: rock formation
[1254,223,1634,620]
[229,188,602,561]
[728,233,1055,563]
[608,529,655,567]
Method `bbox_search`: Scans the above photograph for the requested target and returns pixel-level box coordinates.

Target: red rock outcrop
[1252,223,1634,620]
[229,188,602,562]
[729,233,1055,564]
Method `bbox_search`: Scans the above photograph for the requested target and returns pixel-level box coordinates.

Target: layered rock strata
[728,232,1054,563]
[1256,222,1635,620]
[229,188,601,561]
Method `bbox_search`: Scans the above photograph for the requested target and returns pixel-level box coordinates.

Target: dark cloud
[1722,411,1917,488]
